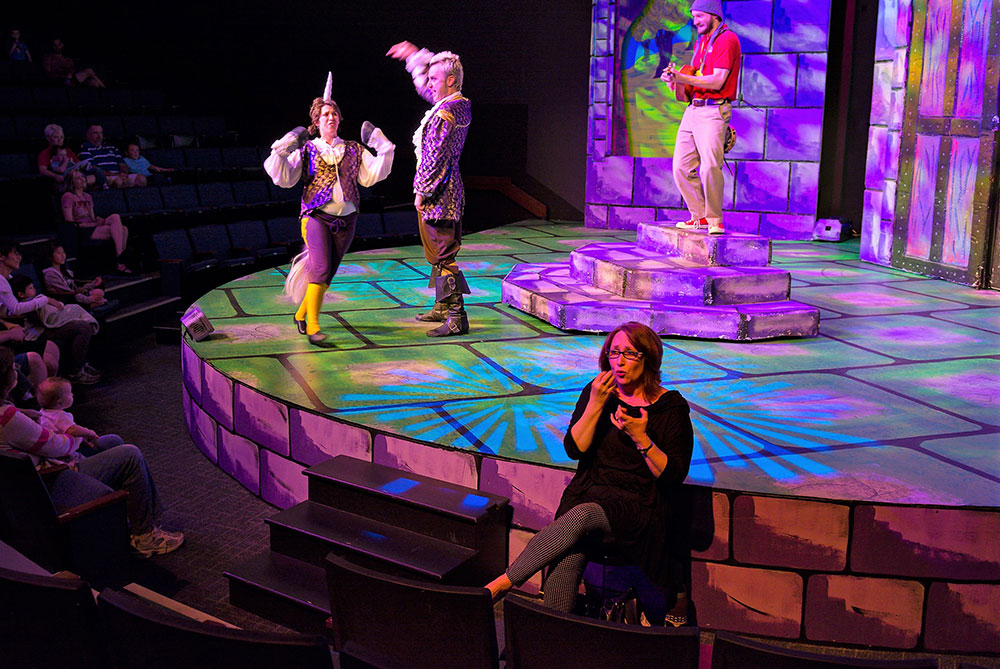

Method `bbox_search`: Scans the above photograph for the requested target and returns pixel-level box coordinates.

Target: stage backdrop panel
[861,0,1000,287]
[587,0,832,239]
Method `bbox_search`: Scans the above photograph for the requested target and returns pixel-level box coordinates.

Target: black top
[557,384,694,587]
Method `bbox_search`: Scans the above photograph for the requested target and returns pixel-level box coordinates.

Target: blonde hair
[37,377,72,410]
[429,51,463,90]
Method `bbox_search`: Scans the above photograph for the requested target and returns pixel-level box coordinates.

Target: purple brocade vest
[300,140,363,217]
[415,96,471,221]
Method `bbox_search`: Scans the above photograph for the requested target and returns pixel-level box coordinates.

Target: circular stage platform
[181,220,1000,654]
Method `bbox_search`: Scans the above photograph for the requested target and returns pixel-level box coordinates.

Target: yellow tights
[296,282,327,336]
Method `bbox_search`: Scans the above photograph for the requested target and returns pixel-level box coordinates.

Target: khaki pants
[672,102,731,222]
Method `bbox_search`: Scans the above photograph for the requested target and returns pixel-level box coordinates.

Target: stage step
[570,242,790,305]
[224,552,330,635]
[267,500,480,583]
[502,263,819,340]
[637,223,771,267]
[305,455,511,579]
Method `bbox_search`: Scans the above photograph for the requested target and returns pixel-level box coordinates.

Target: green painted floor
[188,220,1000,507]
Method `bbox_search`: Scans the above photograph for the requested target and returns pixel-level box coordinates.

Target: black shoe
[426,314,469,337]
[293,316,307,335]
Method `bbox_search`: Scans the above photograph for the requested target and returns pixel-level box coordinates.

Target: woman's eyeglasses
[608,349,643,361]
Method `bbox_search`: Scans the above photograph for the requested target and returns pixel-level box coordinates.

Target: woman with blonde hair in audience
[61,170,131,274]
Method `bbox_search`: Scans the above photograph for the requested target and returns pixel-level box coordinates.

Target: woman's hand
[588,370,617,407]
[611,405,648,444]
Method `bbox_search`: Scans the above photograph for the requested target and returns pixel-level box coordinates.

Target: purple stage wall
[861,0,999,287]
[586,0,831,239]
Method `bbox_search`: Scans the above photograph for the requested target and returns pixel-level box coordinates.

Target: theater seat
[97,589,333,669]
[0,567,109,669]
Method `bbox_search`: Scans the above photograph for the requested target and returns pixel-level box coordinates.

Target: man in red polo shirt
[661,0,741,235]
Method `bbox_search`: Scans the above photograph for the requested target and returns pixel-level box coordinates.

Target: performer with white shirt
[264,73,395,345]
[387,41,472,337]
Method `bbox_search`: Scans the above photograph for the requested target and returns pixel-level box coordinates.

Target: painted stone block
[608,206,654,230]
[591,80,609,104]
[766,109,823,161]
[723,161,734,210]
[889,88,905,130]
[374,434,478,489]
[480,459,574,531]
[656,208,691,223]
[881,181,897,223]
[691,491,731,561]
[723,212,761,235]
[886,130,900,180]
[732,495,848,570]
[796,53,827,107]
[234,384,289,457]
[870,61,892,125]
[789,162,819,215]
[202,363,234,432]
[585,204,608,229]
[865,125,888,190]
[633,158,682,207]
[590,114,607,143]
[873,0,894,59]
[181,341,202,404]
[736,162,789,212]
[894,0,913,48]
[586,155,634,205]
[509,528,542,594]
[725,0,773,54]
[590,55,610,83]
[691,562,803,637]
[859,189,891,265]
[892,48,908,87]
[772,0,831,52]
[741,302,820,338]
[289,409,371,466]
[260,449,308,510]
[924,583,1000,653]
[218,425,260,495]
[852,506,1000,579]
[189,394,218,464]
[743,54,797,107]
[804,575,923,648]
[759,214,816,240]
[729,107,765,160]
[637,224,771,266]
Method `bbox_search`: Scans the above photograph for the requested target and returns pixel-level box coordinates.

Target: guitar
[665,63,696,103]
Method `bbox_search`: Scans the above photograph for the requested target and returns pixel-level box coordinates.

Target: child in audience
[123,143,173,186]
[9,274,100,384]
[42,243,107,308]
[37,376,123,456]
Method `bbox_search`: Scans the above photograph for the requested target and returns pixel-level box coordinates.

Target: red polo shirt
[689,26,741,101]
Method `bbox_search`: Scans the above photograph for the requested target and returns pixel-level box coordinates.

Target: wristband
[638,443,653,455]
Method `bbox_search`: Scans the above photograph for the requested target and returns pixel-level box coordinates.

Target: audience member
[6,28,31,62]
[40,38,105,87]
[0,347,184,557]
[61,170,132,274]
[38,376,123,457]
[38,124,104,189]
[80,125,143,188]
[42,242,107,309]
[0,242,62,379]
[486,322,694,625]
[9,274,100,386]
[123,142,173,186]
[0,325,47,408]
[6,27,33,79]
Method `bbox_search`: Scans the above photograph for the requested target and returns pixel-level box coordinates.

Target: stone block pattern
[182,341,1000,654]
[585,0,831,240]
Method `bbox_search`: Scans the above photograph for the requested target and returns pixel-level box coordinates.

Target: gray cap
[691,0,723,18]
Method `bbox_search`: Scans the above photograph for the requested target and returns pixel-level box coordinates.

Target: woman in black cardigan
[487,322,694,623]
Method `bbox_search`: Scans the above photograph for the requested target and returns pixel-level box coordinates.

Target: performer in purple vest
[265,73,394,345]
[388,41,472,337]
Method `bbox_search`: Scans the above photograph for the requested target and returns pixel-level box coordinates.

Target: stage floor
[187,219,1000,508]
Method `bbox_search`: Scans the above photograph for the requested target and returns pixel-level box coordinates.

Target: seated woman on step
[486,321,694,625]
